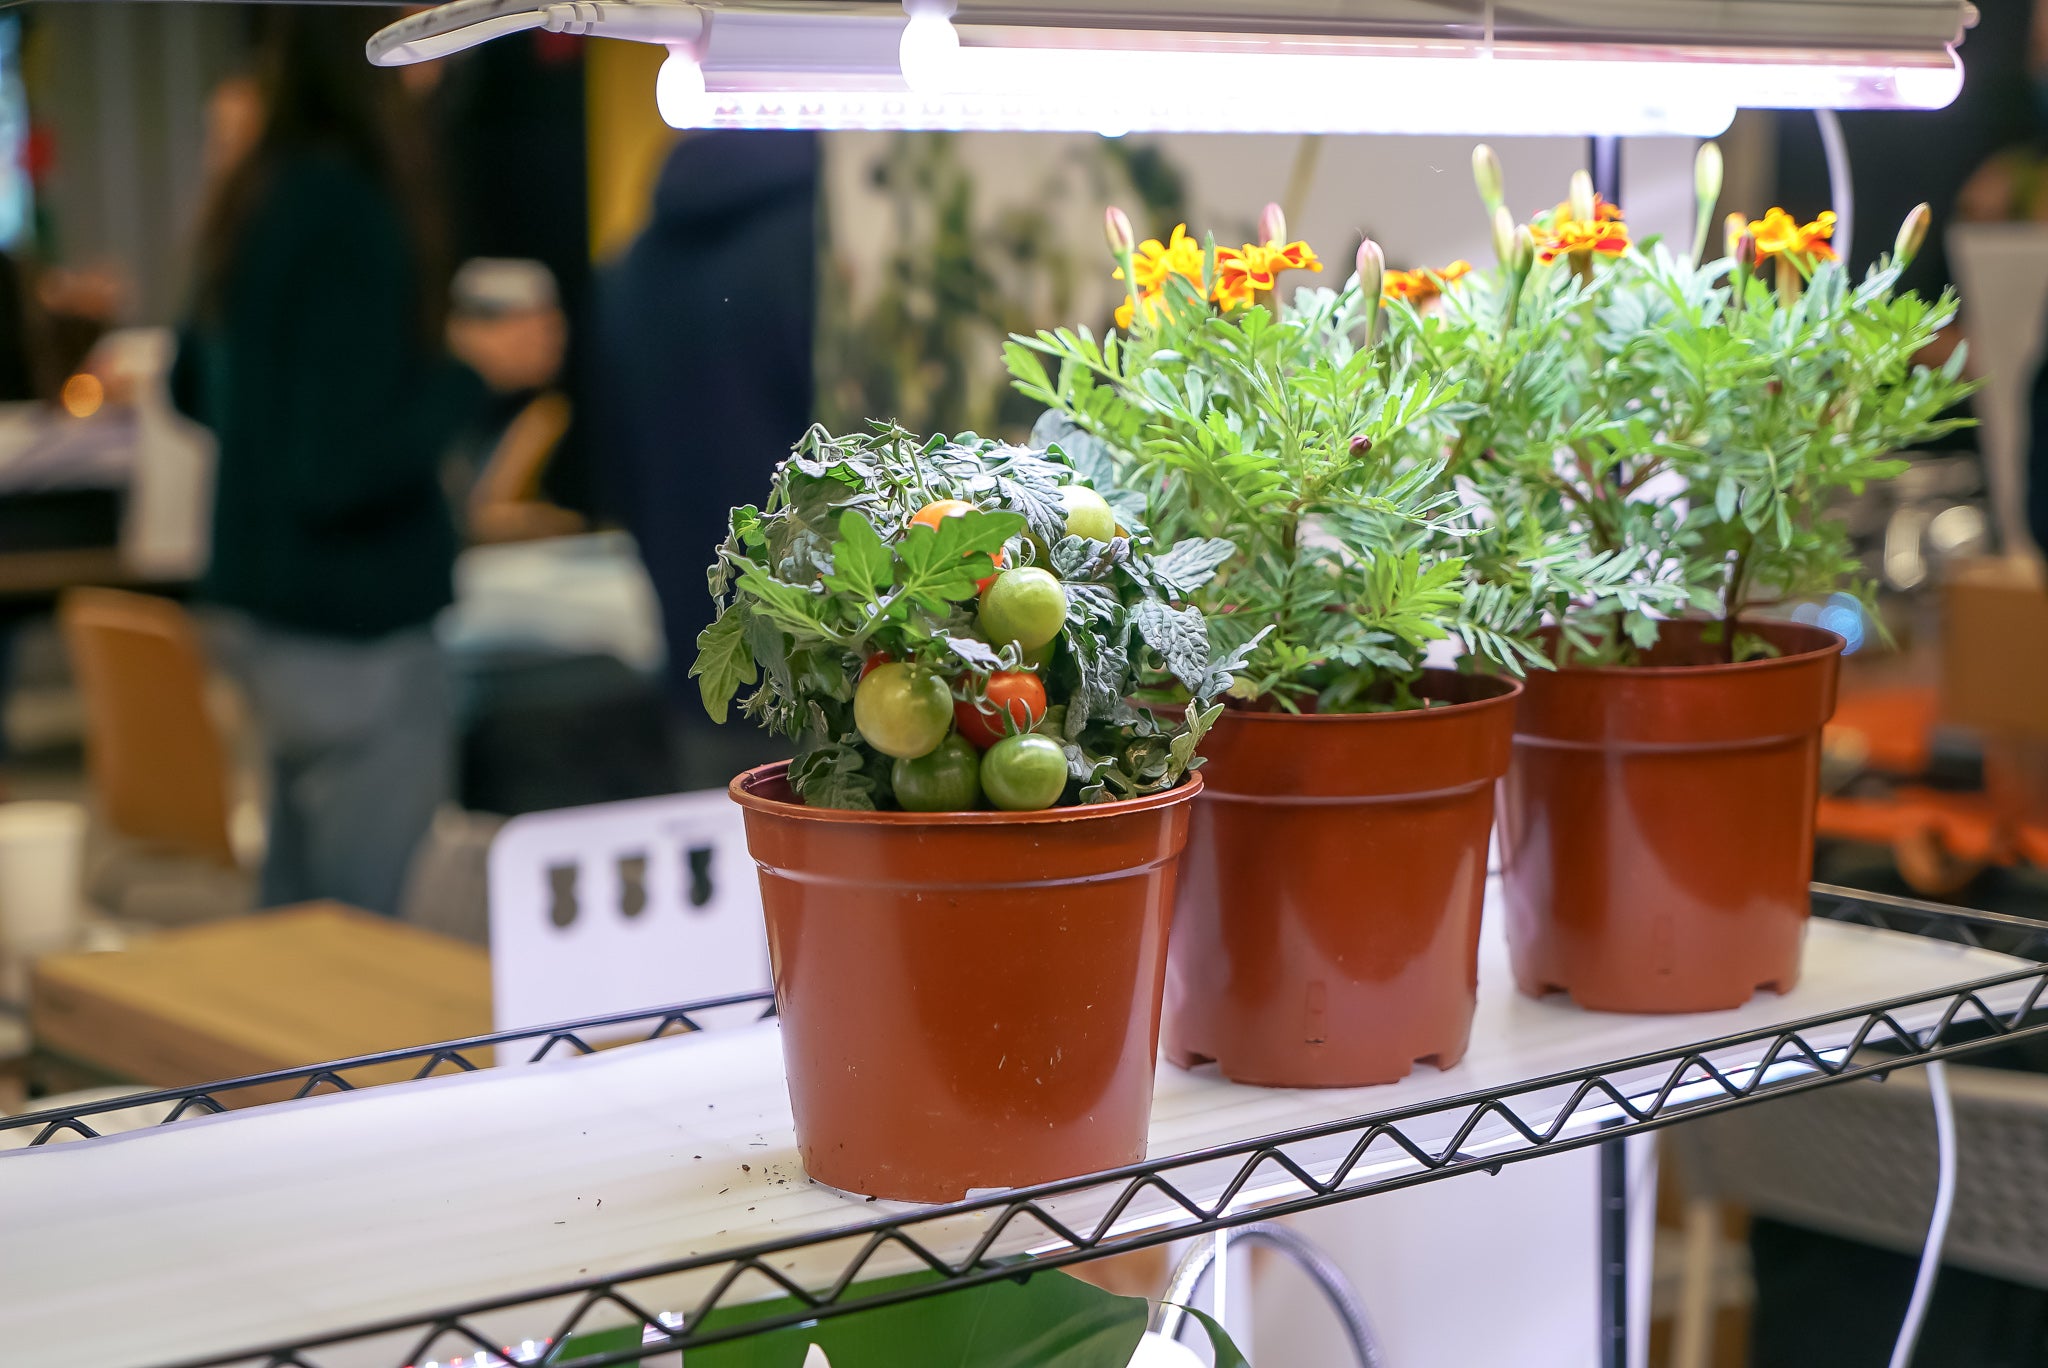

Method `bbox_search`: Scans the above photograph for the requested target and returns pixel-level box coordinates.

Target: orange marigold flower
[1547,193,1625,226]
[1747,207,1835,262]
[1214,239,1322,312]
[1382,260,1474,302]
[1536,218,1630,265]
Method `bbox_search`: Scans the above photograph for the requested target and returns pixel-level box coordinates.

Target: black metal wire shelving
[6,883,2045,1368]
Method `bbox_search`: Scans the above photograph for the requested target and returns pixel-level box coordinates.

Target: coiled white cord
[1887,1060,1957,1368]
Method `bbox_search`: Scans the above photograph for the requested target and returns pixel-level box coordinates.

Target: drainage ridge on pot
[1500,620,1845,1015]
[1163,670,1521,1089]
[731,761,1200,1203]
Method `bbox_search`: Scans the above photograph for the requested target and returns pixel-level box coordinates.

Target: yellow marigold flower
[1114,224,1207,294]
[1382,260,1474,302]
[1115,288,1172,331]
[1747,207,1836,261]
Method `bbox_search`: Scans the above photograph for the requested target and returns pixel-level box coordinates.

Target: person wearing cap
[447,258,582,545]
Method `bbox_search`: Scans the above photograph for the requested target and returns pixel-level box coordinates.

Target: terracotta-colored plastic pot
[1163,672,1521,1088]
[1500,620,1844,1014]
[731,763,1199,1202]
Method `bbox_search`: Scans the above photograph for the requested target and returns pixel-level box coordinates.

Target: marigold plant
[1006,206,1633,709]
[1389,144,1977,663]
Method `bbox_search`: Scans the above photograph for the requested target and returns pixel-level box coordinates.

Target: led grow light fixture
[367,0,1970,136]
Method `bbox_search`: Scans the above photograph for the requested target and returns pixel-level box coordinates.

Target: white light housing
[370,0,1969,137]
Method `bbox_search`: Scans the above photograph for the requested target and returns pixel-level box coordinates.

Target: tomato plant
[695,426,1262,810]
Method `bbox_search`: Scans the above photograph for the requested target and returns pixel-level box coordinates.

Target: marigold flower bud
[1105,206,1135,258]
[1694,142,1723,213]
[1895,202,1931,269]
[1258,202,1287,248]
[1491,206,1517,267]
[1734,231,1757,273]
[1472,144,1504,213]
[1568,170,1596,225]
[1355,238,1385,302]
[1724,211,1749,262]
[1510,225,1536,275]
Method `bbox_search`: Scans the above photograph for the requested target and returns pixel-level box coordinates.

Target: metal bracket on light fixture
[365,0,707,67]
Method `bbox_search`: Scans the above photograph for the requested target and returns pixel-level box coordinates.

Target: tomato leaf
[1142,537,1235,600]
[1132,601,1213,693]
[690,611,756,723]
[735,561,834,639]
[822,510,894,601]
[940,632,1004,673]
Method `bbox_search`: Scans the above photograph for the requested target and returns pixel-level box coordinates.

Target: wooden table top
[29,903,492,1095]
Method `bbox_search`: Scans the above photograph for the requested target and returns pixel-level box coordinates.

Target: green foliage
[693,424,1255,808]
[1167,1305,1254,1368]
[1393,176,1975,663]
[556,1268,1153,1367]
[1009,260,1539,712]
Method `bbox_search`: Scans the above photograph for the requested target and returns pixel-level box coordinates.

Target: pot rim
[1540,619,1845,680]
[1215,669,1523,724]
[729,760,1203,826]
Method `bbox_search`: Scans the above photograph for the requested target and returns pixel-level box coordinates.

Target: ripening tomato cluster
[850,487,1120,812]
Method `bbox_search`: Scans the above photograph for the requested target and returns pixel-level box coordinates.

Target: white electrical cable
[1814,107,1856,263]
[1887,1060,1957,1368]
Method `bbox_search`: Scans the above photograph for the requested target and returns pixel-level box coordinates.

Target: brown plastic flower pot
[1500,620,1844,1014]
[730,763,1199,1202]
[1163,672,1521,1088]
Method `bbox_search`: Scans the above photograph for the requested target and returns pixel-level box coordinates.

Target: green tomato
[1019,636,1059,670]
[854,662,953,759]
[892,734,983,812]
[981,733,1070,812]
[978,567,1068,652]
[1060,485,1118,543]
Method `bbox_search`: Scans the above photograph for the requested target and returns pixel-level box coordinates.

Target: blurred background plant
[816,131,1187,439]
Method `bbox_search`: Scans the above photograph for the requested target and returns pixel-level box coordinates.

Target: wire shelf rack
[7,884,2046,1368]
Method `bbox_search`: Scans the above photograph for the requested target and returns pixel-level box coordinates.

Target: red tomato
[976,549,1008,595]
[953,670,1048,749]
[908,499,1005,592]
[859,651,892,680]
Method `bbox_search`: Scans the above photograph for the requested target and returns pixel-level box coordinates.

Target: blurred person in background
[444,257,583,545]
[171,11,553,916]
[592,130,819,790]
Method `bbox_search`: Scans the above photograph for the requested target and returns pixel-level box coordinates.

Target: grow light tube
[369,1,1962,135]
[900,5,1962,121]
[659,10,1733,135]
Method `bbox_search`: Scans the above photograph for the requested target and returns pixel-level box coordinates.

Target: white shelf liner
[0,895,2034,1368]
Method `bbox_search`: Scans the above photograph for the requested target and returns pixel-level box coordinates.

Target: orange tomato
[909,499,974,530]
[908,499,1006,592]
